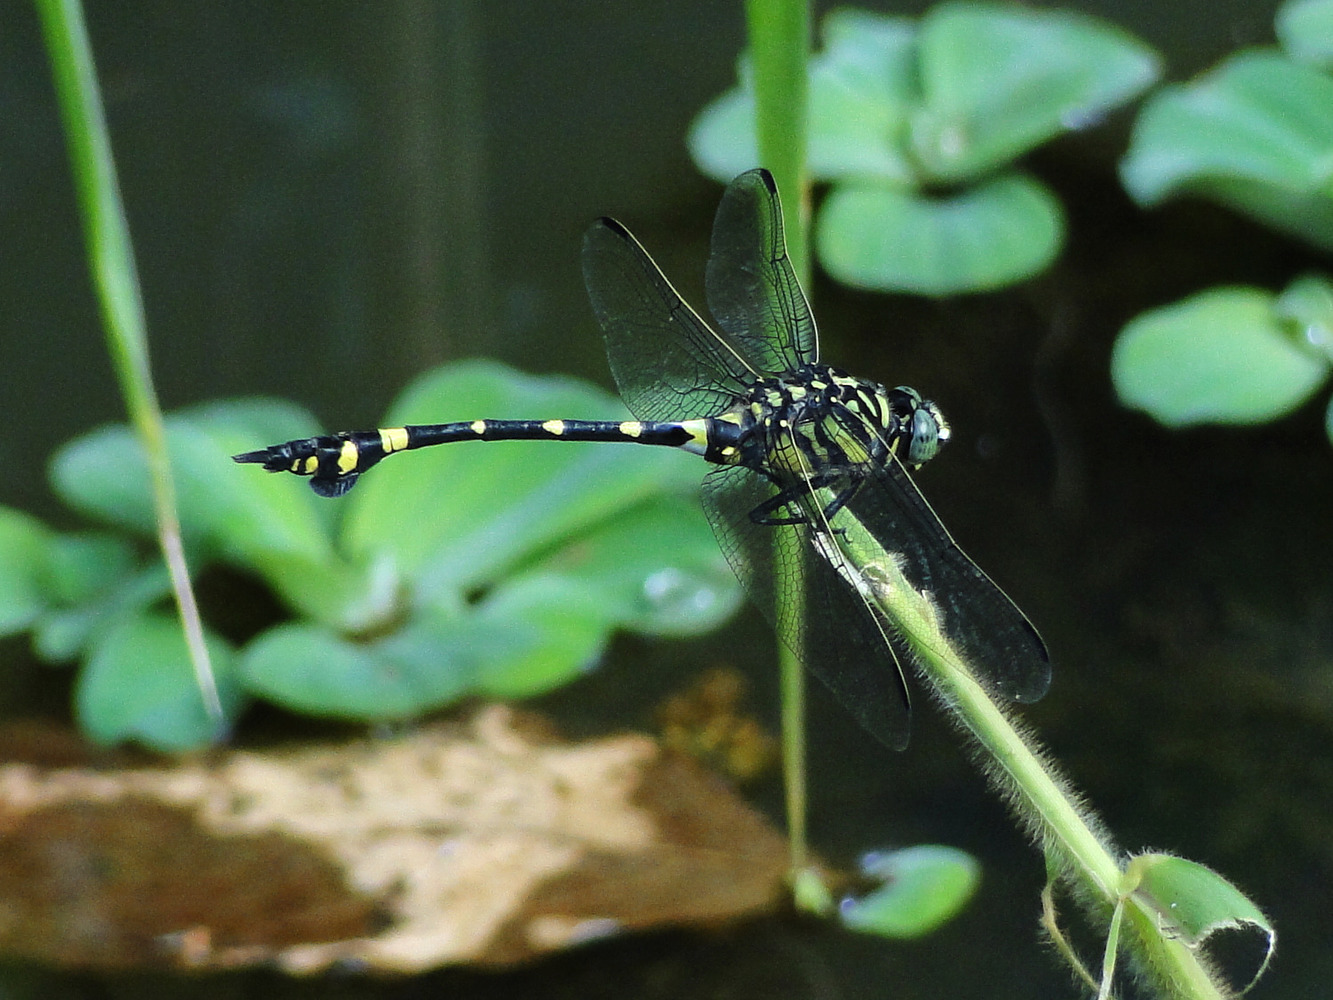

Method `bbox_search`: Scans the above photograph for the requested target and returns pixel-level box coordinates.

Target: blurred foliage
[690,3,1159,295]
[837,845,980,938]
[1115,0,1333,441]
[2,362,740,750]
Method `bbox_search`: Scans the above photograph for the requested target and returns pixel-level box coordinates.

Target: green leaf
[838,845,980,938]
[242,592,607,720]
[77,611,241,751]
[912,2,1160,182]
[34,561,171,664]
[807,11,918,183]
[1127,853,1275,993]
[1274,271,1333,361]
[468,574,612,698]
[29,532,146,662]
[51,400,366,620]
[341,361,700,604]
[690,5,1158,188]
[0,507,55,636]
[816,172,1064,295]
[1114,286,1332,425]
[520,494,739,636]
[689,17,918,185]
[1277,0,1333,69]
[1121,51,1333,251]
[1112,286,1332,426]
[689,79,761,184]
[42,531,138,605]
[242,494,740,718]
[240,615,482,719]
[53,399,335,561]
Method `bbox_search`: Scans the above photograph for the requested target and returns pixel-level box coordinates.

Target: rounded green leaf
[688,15,920,185]
[240,617,479,719]
[1277,0,1333,69]
[838,845,980,938]
[77,612,240,751]
[0,506,54,636]
[688,82,760,185]
[341,361,699,602]
[30,532,145,662]
[51,399,338,567]
[816,172,1064,295]
[242,596,607,720]
[34,562,171,664]
[1121,52,1333,250]
[913,2,1159,182]
[1112,286,1331,426]
[807,11,918,183]
[42,531,137,605]
[469,574,612,698]
[520,494,739,636]
[1274,271,1333,361]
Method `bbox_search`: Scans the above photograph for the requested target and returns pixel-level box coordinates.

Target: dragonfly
[235,168,1050,749]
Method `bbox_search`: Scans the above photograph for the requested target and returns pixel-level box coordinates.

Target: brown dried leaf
[0,705,788,973]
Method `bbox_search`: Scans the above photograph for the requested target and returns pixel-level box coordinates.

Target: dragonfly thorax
[703,364,948,483]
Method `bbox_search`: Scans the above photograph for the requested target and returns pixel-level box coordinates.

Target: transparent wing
[841,460,1052,704]
[700,464,913,750]
[704,168,817,375]
[582,218,756,423]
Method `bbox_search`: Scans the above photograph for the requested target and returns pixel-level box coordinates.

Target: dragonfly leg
[747,474,862,527]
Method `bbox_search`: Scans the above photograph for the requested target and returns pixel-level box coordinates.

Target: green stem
[745,0,810,285]
[36,0,221,723]
[829,517,1227,999]
[745,0,813,883]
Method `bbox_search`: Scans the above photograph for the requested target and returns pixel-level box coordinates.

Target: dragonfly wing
[705,169,817,375]
[842,460,1052,704]
[701,464,912,749]
[583,217,756,424]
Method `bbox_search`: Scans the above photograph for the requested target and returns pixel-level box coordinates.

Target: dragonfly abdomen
[234,417,715,497]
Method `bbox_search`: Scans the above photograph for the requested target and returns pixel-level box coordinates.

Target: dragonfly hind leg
[746,475,862,529]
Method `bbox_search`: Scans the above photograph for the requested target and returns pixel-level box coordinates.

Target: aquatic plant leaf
[1112,286,1331,426]
[340,361,702,603]
[1273,272,1333,362]
[0,507,54,637]
[689,16,917,184]
[838,845,980,938]
[816,171,1064,295]
[912,1,1160,182]
[239,614,488,719]
[1276,0,1333,70]
[1121,51,1333,251]
[77,611,240,750]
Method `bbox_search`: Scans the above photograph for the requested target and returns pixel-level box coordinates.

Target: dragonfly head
[889,386,950,467]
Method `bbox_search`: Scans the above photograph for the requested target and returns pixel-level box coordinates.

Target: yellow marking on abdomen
[471,420,487,435]
[619,421,643,438]
[380,427,410,453]
[337,440,360,474]
[679,419,710,456]
[542,419,566,436]
[298,456,319,475]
